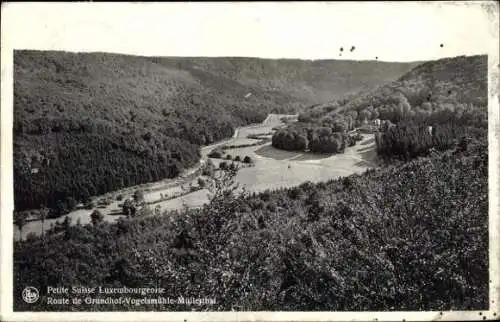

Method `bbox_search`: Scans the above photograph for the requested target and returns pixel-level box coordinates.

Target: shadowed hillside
[13,50,417,212]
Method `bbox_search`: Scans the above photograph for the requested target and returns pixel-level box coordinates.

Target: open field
[14,114,375,240]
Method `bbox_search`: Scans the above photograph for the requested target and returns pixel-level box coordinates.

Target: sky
[1,2,498,62]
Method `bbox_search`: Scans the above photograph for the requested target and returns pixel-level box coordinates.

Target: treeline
[14,139,488,311]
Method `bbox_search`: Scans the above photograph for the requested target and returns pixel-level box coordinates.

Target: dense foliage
[272,122,361,154]
[14,50,414,212]
[375,111,487,161]
[13,141,488,311]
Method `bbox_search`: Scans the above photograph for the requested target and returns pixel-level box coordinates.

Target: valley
[14,113,377,240]
[12,51,489,312]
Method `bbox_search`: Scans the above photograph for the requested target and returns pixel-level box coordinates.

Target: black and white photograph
[1,2,499,321]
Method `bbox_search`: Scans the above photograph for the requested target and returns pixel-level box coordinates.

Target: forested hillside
[273,55,488,158]
[13,50,416,211]
[301,54,487,124]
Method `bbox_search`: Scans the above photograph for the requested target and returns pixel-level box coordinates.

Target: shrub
[84,201,95,210]
[202,159,215,176]
[208,148,223,158]
[234,156,241,162]
[219,161,228,170]
[243,156,253,164]
[90,210,104,226]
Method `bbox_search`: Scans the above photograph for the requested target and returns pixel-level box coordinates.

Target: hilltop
[13,50,417,211]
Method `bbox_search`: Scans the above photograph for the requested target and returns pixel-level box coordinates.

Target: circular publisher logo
[22,286,39,304]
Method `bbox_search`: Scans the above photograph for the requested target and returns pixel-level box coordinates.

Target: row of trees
[207,148,254,164]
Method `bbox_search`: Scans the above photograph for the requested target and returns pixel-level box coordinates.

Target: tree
[272,129,308,151]
[66,197,78,211]
[421,102,432,111]
[62,216,72,231]
[90,210,104,226]
[234,156,241,162]
[38,206,49,240]
[84,201,95,210]
[202,159,215,176]
[133,190,145,205]
[219,161,228,170]
[359,109,372,123]
[226,154,232,160]
[332,121,347,133]
[309,134,343,153]
[197,177,206,188]
[14,212,28,241]
[54,199,69,217]
[122,199,136,218]
[208,148,223,158]
[243,156,253,164]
